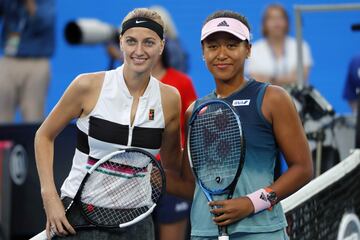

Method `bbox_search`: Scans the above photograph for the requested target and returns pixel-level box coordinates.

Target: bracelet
[246,188,272,214]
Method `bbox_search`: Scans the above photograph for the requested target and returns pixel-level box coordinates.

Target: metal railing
[294,3,360,86]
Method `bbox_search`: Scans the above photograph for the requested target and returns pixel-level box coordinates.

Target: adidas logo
[217,20,229,27]
[260,192,267,202]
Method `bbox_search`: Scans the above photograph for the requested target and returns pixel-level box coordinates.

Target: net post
[356,95,360,148]
[293,3,360,87]
[294,6,304,87]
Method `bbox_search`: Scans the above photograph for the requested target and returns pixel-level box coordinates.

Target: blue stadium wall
[23,0,360,115]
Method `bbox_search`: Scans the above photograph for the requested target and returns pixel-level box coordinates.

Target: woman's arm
[271,66,311,86]
[264,85,313,199]
[35,73,103,238]
[165,105,196,200]
[159,86,195,200]
[159,84,182,171]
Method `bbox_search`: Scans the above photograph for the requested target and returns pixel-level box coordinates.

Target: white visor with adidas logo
[201,17,250,42]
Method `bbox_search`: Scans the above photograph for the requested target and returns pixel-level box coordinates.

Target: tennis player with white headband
[166,10,312,240]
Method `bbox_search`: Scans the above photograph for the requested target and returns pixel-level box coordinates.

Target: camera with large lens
[64,18,119,45]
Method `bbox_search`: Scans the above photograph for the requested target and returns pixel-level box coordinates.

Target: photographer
[0,0,55,123]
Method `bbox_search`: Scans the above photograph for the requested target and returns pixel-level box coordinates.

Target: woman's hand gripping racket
[188,99,245,240]
[30,148,165,240]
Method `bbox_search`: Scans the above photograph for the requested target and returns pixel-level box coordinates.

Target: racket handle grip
[218,236,229,240]
[29,229,55,240]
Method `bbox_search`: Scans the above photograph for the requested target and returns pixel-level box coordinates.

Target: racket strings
[80,152,164,226]
[150,167,163,202]
[190,103,243,190]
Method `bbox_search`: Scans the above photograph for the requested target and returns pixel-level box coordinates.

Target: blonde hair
[149,5,177,39]
[121,8,166,34]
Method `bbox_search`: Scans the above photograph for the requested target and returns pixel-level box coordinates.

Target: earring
[202,56,205,61]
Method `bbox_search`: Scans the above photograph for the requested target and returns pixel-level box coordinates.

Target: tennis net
[281,150,360,240]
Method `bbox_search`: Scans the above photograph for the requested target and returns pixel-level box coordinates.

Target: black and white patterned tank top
[61,65,165,198]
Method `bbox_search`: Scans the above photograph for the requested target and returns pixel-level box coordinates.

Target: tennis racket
[188,99,246,240]
[30,148,165,240]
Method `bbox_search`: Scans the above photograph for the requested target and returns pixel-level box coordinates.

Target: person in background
[107,6,197,240]
[246,4,313,88]
[149,5,189,73]
[343,54,360,113]
[0,0,55,123]
[150,8,196,240]
[151,44,196,240]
